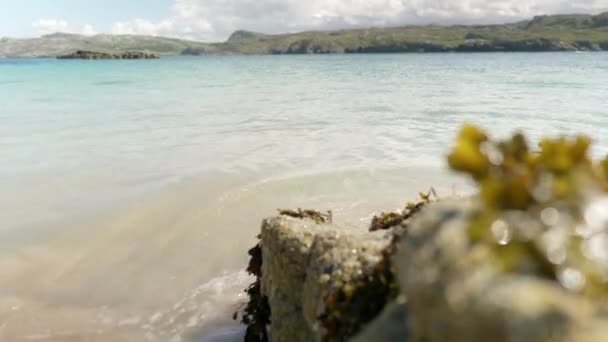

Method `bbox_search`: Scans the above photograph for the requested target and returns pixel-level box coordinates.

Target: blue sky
[2,0,607,41]
[1,0,172,37]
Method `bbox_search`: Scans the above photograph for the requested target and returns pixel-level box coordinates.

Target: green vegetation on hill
[209,12,608,54]
[2,12,608,57]
[0,33,212,57]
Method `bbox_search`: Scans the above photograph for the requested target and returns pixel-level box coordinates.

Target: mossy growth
[318,191,435,341]
[234,240,270,342]
[278,208,333,224]
[448,124,608,297]
[370,189,436,232]
[318,245,400,342]
[236,208,332,341]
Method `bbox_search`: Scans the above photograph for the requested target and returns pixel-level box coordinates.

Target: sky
[2,0,608,42]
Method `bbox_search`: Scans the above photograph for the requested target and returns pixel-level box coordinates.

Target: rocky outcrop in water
[269,38,607,54]
[256,215,403,341]
[455,38,604,52]
[57,50,159,60]
[248,199,608,341]
[240,125,608,341]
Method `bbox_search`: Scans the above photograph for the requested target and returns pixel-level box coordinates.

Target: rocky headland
[57,50,159,60]
[236,126,608,341]
[201,11,608,54]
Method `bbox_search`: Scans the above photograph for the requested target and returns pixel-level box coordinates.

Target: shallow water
[1,53,608,340]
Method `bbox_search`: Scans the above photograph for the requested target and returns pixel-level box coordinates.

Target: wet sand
[0,167,466,341]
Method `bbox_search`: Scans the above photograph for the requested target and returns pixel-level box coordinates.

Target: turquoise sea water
[1,53,608,341]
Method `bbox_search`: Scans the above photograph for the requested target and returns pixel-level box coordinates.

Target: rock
[181,47,208,55]
[57,50,159,60]
[457,39,499,52]
[283,39,344,54]
[574,40,602,51]
[253,198,608,342]
[344,42,448,53]
[57,50,114,59]
[455,39,579,52]
[396,199,608,342]
[259,216,396,341]
[352,300,409,342]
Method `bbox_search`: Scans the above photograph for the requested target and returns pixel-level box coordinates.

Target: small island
[57,50,159,60]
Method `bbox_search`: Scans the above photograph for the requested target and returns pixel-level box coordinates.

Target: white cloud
[80,24,98,36]
[110,0,608,41]
[33,19,69,35]
[112,18,176,36]
[33,19,97,36]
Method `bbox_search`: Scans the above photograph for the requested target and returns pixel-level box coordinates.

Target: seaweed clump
[318,247,400,341]
[235,241,270,342]
[236,208,332,341]
[278,208,333,224]
[448,124,608,297]
[370,189,436,232]
[319,191,435,341]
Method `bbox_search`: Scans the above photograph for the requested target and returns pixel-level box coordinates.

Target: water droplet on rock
[547,246,567,265]
[491,220,511,245]
[558,268,586,292]
[584,233,608,264]
[541,207,560,226]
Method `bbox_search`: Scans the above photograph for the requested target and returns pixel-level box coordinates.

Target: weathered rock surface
[256,198,608,342]
[396,199,608,342]
[57,50,159,60]
[259,216,398,341]
[253,125,608,342]
[352,301,409,342]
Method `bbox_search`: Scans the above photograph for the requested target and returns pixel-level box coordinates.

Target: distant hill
[2,12,608,57]
[0,33,214,57]
[208,12,608,54]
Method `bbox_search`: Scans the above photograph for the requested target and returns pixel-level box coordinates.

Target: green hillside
[0,33,214,57]
[208,12,608,54]
[2,12,608,57]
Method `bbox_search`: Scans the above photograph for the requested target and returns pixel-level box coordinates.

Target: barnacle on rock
[448,124,608,298]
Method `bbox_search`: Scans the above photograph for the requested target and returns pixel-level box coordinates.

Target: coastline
[2,12,608,57]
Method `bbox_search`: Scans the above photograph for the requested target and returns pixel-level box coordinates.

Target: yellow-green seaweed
[448,124,608,298]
